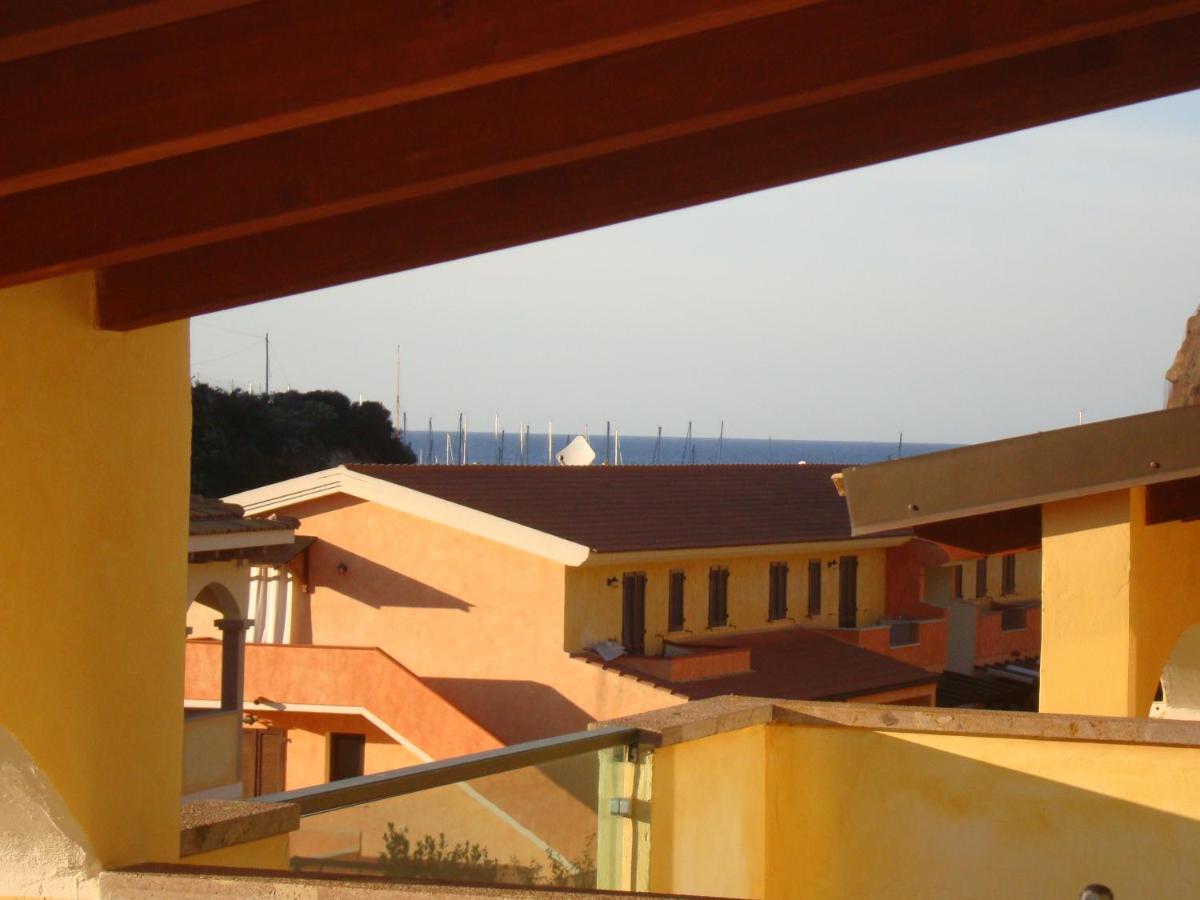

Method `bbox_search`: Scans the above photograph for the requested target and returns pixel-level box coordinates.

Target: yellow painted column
[0,274,191,869]
[1040,491,1136,716]
[1127,488,1200,714]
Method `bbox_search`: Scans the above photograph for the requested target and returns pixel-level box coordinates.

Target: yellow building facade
[565,543,892,657]
[0,275,191,887]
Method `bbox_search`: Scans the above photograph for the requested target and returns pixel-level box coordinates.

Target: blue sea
[408,431,957,466]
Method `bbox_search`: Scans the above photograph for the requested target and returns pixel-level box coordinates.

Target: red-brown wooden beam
[0,1,256,64]
[96,11,1200,329]
[5,0,1199,291]
[0,0,812,195]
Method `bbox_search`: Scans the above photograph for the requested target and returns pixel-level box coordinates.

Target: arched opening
[186,582,241,640]
[1152,623,1200,720]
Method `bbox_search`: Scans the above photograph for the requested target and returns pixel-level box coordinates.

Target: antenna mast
[394,345,401,435]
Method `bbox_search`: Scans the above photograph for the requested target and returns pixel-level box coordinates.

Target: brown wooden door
[622,572,646,655]
[838,556,858,628]
[241,727,288,797]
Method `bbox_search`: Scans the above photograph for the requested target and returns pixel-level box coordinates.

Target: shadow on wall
[763,726,1200,898]
[423,678,593,746]
[309,542,473,612]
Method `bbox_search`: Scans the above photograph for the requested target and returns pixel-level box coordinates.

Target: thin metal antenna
[652,426,662,465]
[716,420,725,463]
[605,421,611,465]
[394,345,401,435]
[680,421,692,465]
[897,430,904,459]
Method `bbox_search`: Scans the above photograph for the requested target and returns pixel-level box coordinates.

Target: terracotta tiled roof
[345,464,887,552]
[189,495,296,537]
[583,627,937,701]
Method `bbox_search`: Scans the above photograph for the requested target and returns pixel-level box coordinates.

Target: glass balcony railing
[254,725,646,891]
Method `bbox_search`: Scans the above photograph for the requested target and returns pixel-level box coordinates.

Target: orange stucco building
[190,463,1020,794]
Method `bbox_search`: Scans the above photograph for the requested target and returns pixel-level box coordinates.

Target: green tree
[191,382,415,497]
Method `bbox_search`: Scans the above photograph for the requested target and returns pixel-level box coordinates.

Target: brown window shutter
[769,562,788,620]
[953,565,963,599]
[808,560,822,617]
[668,570,686,632]
[258,729,287,795]
[975,557,988,597]
[1002,555,1016,595]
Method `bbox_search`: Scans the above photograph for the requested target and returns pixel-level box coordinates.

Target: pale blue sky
[192,89,1200,445]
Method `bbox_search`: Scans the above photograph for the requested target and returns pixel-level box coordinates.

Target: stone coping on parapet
[179,798,299,858]
[103,864,720,898]
[597,695,1200,750]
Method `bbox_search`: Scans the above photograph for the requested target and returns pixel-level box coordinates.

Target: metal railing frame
[254,724,641,816]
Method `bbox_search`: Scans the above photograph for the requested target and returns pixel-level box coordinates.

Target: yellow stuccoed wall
[182,833,291,869]
[650,722,1200,899]
[648,725,765,898]
[1040,490,1135,715]
[1040,488,1200,717]
[566,547,888,656]
[1128,487,1200,713]
[0,274,191,867]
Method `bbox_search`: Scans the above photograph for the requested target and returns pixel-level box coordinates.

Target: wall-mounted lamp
[826,560,839,569]
[606,577,619,587]
[336,562,349,574]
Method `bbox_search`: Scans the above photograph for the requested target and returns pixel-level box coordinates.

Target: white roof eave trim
[225,466,591,566]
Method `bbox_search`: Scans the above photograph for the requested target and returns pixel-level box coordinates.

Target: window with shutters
[807,560,822,617]
[708,566,729,628]
[952,565,963,599]
[329,732,365,782]
[668,570,686,633]
[975,557,988,598]
[1001,554,1017,595]
[768,562,788,620]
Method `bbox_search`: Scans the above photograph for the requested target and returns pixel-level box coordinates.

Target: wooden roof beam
[96,11,1200,329]
[6,0,1200,294]
[0,0,814,197]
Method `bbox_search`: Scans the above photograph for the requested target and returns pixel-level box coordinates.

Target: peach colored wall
[975,606,1042,666]
[270,496,677,743]
[819,617,948,670]
[185,641,503,761]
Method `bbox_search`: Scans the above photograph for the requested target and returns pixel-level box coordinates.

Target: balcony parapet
[180,798,299,859]
[599,694,1200,750]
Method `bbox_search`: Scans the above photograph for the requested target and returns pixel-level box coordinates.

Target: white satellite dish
[557,435,596,466]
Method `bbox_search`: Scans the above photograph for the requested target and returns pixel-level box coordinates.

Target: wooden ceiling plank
[0,1,258,64]
[0,0,817,195]
[6,0,1200,289]
[95,12,1200,329]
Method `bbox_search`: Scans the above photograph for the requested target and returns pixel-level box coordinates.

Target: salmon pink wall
[976,606,1042,666]
[818,618,947,670]
[269,496,678,743]
[185,641,502,760]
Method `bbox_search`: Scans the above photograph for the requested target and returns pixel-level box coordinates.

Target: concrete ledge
[102,864,712,898]
[600,695,1200,749]
[179,799,299,858]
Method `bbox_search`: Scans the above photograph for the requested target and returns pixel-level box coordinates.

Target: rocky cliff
[1166,307,1200,408]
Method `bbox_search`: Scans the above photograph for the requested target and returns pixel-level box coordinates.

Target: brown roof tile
[189,495,296,537]
[585,627,937,701]
[345,464,884,552]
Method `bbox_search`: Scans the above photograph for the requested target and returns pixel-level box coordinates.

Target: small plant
[379,823,594,886]
[380,823,500,882]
